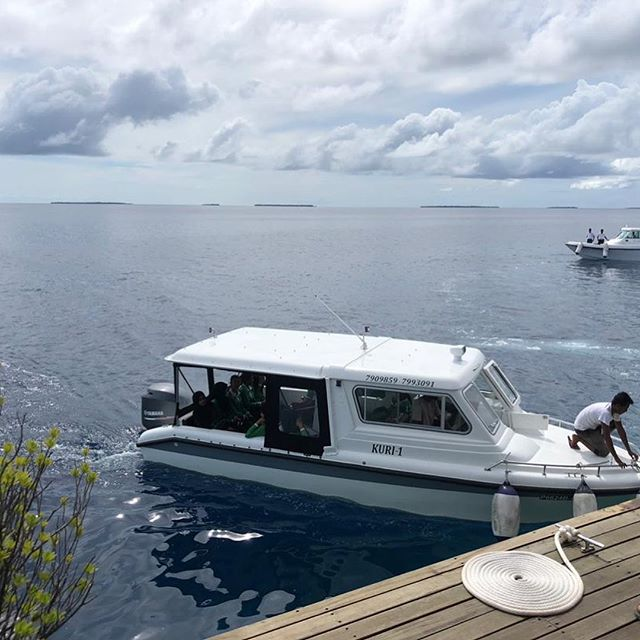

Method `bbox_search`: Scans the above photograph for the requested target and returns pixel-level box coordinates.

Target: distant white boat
[566,227,640,261]
[137,327,640,529]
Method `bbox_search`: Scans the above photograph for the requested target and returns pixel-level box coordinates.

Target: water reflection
[567,259,640,284]
[135,462,495,632]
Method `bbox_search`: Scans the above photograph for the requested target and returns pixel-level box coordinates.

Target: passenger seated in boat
[245,404,266,438]
[251,374,266,405]
[211,381,242,431]
[412,394,440,426]
[397,393,413,422]
[586,228,595,243]
[444,402,468,431]
[239,372,262,417]
[185,390,216,428]
[291,389,317,425]
[597,229,608,244]
[227,375,252,429]
[295,415,318,437]
[279,410,318,437]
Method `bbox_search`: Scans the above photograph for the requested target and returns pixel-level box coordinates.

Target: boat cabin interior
[168,357,528,457]
[174,364,331,455]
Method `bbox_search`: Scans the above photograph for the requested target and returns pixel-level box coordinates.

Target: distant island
[547,206,578,209]
[420,205,499,209]
[201,203,220,206]
[254,203,315,207]
[50,201,131,205]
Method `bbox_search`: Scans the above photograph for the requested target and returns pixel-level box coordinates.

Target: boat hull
[138,437,636,524]
[565,241,640,262]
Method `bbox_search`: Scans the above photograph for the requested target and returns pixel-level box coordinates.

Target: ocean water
[1,203,639,639]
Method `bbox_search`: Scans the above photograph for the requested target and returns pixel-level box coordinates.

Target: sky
[2,0,640,207]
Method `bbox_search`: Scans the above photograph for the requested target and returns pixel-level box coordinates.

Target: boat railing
[485,454,639,477]
[548,417,575,430]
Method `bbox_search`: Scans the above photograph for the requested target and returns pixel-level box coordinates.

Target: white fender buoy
[491,480,520,538]
[602,243,609,258]
[572,478,597,517]
[575,242,583,255]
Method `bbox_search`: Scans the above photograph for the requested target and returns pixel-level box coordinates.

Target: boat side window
[279,386,319,438]
[353,386,470,434]
[443,398,469,432]
[463,384,500,434]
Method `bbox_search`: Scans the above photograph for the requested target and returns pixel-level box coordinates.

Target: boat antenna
[315,295,368,350]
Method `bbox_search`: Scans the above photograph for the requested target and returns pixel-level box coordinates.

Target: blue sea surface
[1,204,639,639]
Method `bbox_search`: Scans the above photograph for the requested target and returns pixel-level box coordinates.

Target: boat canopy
[166,327,485,391]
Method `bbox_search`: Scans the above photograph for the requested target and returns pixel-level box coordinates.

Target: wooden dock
[211,499,640,640]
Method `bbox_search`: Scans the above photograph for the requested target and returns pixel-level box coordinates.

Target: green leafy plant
[0,399,97,639]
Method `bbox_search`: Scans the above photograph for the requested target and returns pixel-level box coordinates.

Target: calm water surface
[1,204,639,639]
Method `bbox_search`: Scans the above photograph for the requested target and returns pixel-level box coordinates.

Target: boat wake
[472,336,640,359]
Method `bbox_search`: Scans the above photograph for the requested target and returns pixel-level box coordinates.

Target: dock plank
[211,500,640,640]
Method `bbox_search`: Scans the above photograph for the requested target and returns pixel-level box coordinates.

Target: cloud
[179,79,639,182]
[238,79,263,99]
[570,176,633,190]
[0,67,108,155]
[273,110,461,173]
[106,68,218,123]
[153,141,178,160]
[292,81,382,111]
[187,118,250,162]
[0,66,218,155]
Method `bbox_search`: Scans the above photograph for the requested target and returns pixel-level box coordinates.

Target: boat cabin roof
[166,327,486,390]
[621,227,640,231]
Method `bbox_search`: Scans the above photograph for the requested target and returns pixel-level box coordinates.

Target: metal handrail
[484,456,639,477]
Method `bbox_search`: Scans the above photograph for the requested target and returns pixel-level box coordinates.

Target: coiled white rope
[461,525,585,616]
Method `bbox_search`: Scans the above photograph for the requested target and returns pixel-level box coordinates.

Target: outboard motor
[141,382,183,429]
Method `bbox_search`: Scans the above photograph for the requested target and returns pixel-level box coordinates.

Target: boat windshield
[463,384,500,434]
[616,229,640,239]
[484,362,519,405]
[474,370,510,417]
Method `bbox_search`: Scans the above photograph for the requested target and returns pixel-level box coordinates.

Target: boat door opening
[264,375,331,456]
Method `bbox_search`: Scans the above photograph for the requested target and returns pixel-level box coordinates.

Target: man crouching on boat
[568,392,638,468]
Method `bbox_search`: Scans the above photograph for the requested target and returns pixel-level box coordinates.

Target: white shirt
[586,232,595,241]
[574,402,615,431]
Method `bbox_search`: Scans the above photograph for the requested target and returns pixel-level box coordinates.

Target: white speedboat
[137,327,640,529]
[566,227,640,261]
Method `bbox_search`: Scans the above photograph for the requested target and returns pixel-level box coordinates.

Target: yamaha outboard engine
[141,382,185,429]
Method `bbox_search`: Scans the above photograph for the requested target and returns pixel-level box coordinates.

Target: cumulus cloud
[0,66,218,155]
[4,1,640,192]
[273,110,460,173]
[272,80,638,180]
[187,118,250,162]
[0,67,108,155]
[184,80,640,182]
[4,2,640,106]
[107,69,218,123]
[153,141,178,160]
[570,176,633,190]
[292,81,382,111]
